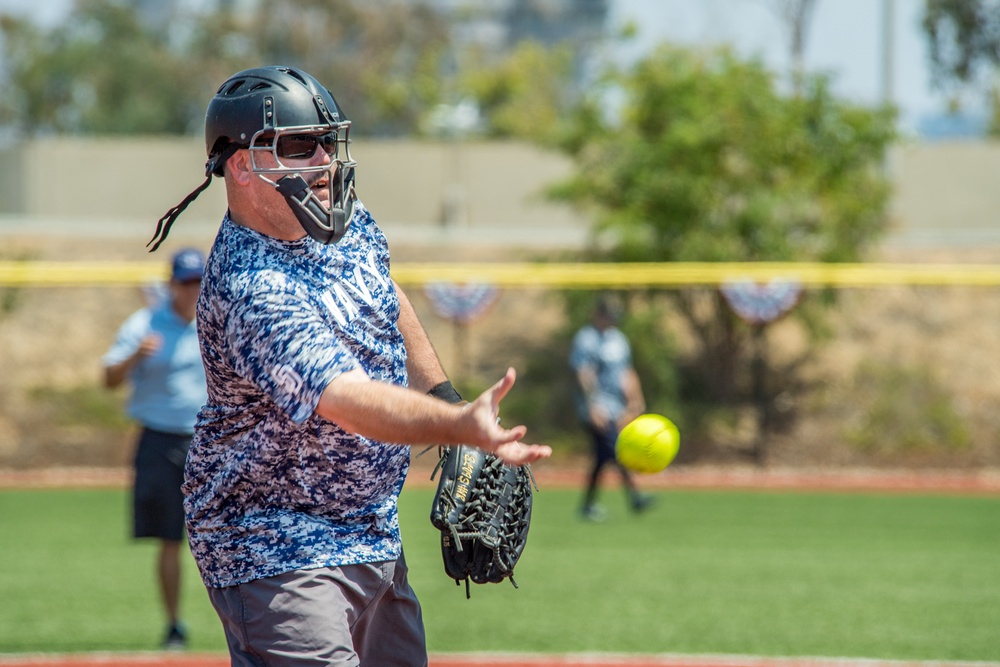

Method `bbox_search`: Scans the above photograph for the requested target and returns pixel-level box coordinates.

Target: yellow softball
[615,414,680,474]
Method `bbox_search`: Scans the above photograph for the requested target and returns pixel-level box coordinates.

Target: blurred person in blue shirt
[102,247,207,650]
[570,295,653,522]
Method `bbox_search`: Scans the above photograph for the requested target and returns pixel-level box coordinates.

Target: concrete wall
[0,137,581,242]
[2,137,999,247]
[888,141,1000,244]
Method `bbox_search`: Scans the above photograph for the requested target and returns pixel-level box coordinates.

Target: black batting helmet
[204,66,349,177]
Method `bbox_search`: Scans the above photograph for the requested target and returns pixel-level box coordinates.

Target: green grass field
[1,485,998,660]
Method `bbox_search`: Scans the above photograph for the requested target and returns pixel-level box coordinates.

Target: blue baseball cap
[171,248,205,282]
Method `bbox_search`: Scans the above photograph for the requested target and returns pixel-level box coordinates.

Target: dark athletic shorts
[132,427,190,542]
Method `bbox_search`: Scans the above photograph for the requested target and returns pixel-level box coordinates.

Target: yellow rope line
[2,261,1000,288]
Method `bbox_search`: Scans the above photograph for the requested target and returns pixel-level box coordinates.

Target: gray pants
[207,555,427,667]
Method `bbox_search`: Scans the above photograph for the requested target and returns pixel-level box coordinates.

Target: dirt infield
[1,652,999,667]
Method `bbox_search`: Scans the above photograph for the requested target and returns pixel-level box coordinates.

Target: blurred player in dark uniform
[570,296,653,522]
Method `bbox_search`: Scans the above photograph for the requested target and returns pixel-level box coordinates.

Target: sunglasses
[256,132,339,160]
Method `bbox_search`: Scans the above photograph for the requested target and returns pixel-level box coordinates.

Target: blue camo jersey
[183,202,410,589]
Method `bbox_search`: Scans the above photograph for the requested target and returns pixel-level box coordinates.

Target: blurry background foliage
[0,0,598,139]
[539,44,897,462]
[922,0,1000,136]
[842,360,972,457]
[0,0,454,136]
[0,0,990,464]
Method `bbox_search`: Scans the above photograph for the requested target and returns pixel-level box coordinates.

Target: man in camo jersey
[154,66,551,666]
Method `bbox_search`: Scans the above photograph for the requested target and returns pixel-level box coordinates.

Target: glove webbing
[431,448,537,597]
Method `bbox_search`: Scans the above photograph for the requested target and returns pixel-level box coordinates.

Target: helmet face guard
[247,123,357,245]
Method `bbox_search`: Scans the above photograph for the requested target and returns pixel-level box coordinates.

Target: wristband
[427,380,463,404]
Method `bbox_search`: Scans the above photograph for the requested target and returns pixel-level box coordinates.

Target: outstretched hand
[465,368,552,466]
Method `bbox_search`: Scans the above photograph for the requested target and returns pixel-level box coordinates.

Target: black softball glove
[429,445,536,598]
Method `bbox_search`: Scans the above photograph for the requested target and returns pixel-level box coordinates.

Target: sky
[611,0,951,134]
[0,0,955,134]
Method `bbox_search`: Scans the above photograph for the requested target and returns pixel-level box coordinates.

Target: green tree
[923,0,1000,84]
[550,45,896,461]
[455,40,577,142]
[188,0,452,137]
[0,0,453,137]
[0,0,199,135]
[921,0,1000,135]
